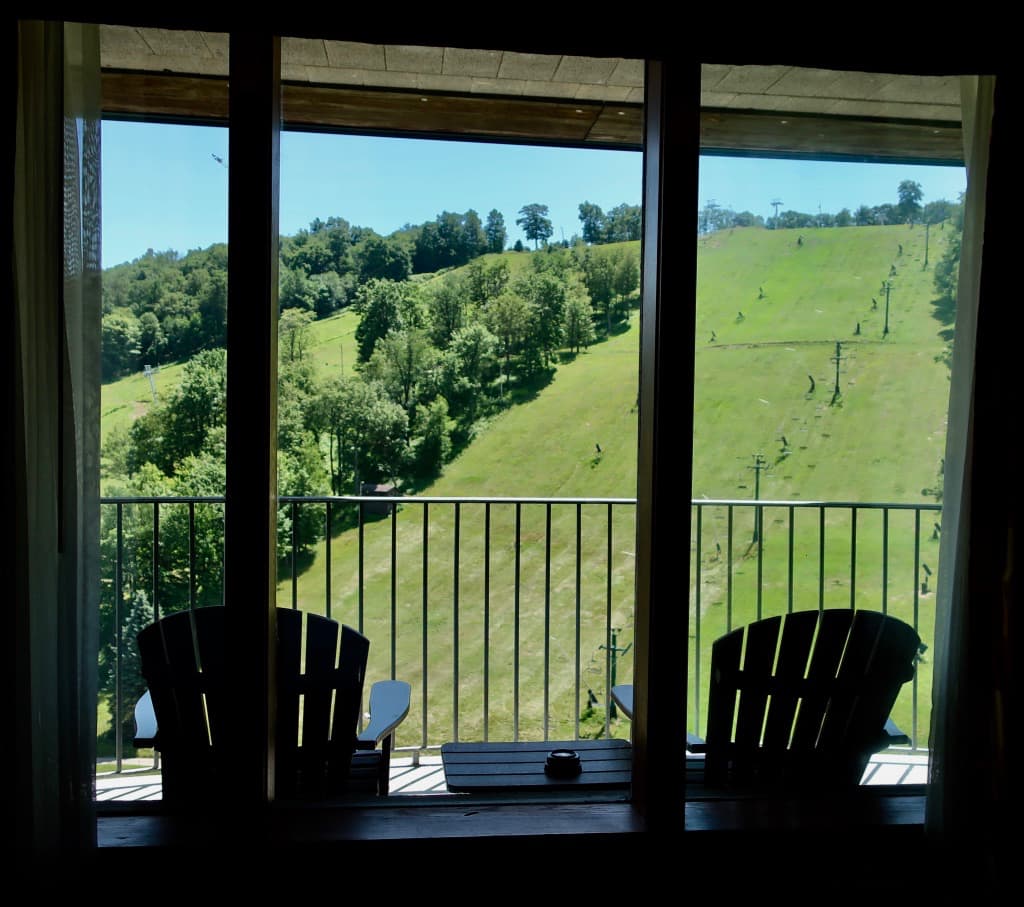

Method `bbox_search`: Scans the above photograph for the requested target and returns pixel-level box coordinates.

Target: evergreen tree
[485,209,507,253]
[516,203,553,249]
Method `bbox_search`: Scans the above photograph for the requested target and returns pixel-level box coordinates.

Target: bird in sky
[211,153,226,168]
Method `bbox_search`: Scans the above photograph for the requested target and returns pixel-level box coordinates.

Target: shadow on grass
[277,546,319,582]
[320,505,394,541]
[605,318,632,337]
[505,367,556,405]
[930,292,956,327]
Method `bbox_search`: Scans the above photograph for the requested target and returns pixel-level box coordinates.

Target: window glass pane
[277,127,642,791]
[689,65,966,788]
[97,27,229,800]
[96,30,651,805]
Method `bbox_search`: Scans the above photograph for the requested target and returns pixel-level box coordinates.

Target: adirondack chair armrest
[881,717,910,747]
[133,688,159,749]
[356,680,411,749]
[613,684,704,752]
[610,684,633,719]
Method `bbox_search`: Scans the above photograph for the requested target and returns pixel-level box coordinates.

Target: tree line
[698,180,958,235]
[104,240,640,504]
[102,200,640,382]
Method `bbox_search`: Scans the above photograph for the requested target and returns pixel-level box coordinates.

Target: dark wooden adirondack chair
[133,606,410,804]
[612,608,922,791]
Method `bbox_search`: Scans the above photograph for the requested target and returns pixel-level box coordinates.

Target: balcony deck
[95,750,928,803]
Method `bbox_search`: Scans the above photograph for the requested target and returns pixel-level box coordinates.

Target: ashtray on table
[544,748,582,778]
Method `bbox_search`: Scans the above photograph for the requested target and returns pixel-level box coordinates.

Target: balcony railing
[98,494,939,781]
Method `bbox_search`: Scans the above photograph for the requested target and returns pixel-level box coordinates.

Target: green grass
[101,359,187,440]
[101,227,951,749]
[688,224,947,742]
[304,306,360,382]
[279,314,642,743]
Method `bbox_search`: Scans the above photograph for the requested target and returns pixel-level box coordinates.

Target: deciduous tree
[279,307,314,364]
[897,180,924,224]
[310,378,408,493]
[484,290,532,387]
[516,271,566,368]
[563,286,595,354]
[356,234,412,282]
[578,201,606,244]
[353,278,421,362]
[364,327,437,426]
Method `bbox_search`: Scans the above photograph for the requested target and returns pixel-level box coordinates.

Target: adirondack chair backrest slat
[789,609,853,751]
[704,627,742,787]
[302,612,343,753]
[826,610,920,754]
[733,616,779,750]
[193,607,228,748]
[275,605,305,787]
[761,609,818,750]
[328,625,369,789]
[702,608,921,790]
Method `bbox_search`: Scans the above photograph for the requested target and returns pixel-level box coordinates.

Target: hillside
[101,226,953,504]
[99,225,951,744]
[404,223,952,505]
[693,223,951,504]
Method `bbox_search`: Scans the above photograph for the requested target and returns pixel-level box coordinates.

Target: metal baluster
[606,502,613,729]
[421,503,429,749]
[787,504,795,613]
[188,500,196,611]
[291,499,298,609]
[850,506,858,609]
[115,502,124,773]
[543,502,551,741]
[818,506,826,610]
[882,508,890,615]
[694,504,702,737]
[484,502,491,741]
[574,502,582,741]
[514,502,521,742]
[324,501,332,619]
[453,501,460,743]
[152,501,160,622]
[391,500,398,679]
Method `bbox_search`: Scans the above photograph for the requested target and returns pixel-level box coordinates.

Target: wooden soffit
[101,70,644,149]
[101,68,963,162]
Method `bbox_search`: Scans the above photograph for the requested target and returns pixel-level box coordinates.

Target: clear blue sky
[100,120,965,270]
[697,155,966,223]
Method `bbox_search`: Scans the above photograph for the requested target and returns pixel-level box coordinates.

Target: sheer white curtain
[13,20,101,863]
[927,73,1013,889]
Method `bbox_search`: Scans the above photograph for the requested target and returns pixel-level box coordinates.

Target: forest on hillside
[102,234,642,532]
[98,233,641,714]
[101,200,641,382]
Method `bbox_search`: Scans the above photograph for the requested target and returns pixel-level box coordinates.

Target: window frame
[88,26,959,848]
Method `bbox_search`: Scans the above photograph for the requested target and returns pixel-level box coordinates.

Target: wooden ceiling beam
[101,71,963,162]
[101,71,643,148]
[700,109,963,165]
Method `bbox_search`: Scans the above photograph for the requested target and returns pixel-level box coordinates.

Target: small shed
[360,482,398,516]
